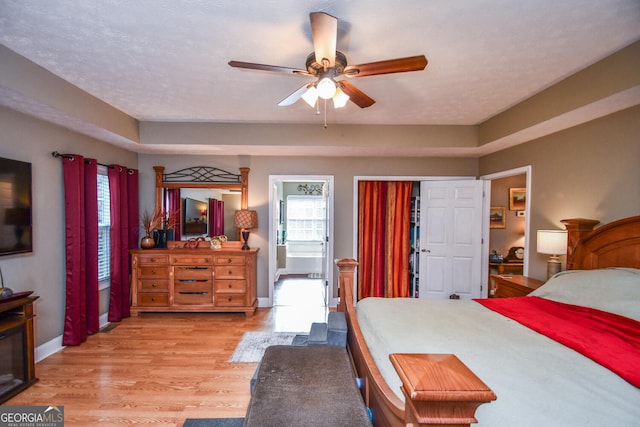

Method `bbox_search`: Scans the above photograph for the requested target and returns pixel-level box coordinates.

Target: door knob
[421,249,430,253]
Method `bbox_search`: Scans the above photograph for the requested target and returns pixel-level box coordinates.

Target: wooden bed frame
[336,215,640,427]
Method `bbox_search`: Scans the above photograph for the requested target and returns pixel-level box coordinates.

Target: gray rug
[183,418,244,427]
[228,331,299,363]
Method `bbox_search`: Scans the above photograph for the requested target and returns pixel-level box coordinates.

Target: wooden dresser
[490,274,544,298]
[130,248,258,316]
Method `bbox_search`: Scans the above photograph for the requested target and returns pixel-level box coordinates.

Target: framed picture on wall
[490,207,506,229]
[509,188,526,211]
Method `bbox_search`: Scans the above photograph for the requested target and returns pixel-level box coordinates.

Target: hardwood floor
[6,278,329,426]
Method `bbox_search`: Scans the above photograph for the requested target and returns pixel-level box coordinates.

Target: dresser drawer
[214,255,246,266]
[215,293,246,307]
[214,265,246,279]
[175,281,212,293]
[138,266,170,279]
[171,254,214,265]
[138,293,169,306]
[174,282,213,305]
[137,254,169,265]
[174,266,213,280]
[138,278,169,292]
[215,279,247,294]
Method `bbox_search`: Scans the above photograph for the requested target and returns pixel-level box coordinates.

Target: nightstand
[490,274,544,298]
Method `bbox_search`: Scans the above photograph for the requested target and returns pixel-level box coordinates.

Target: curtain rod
[51,151,134,173]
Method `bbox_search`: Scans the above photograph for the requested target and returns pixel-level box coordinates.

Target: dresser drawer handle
[152,283,156,288]
[150,297,155,302]
[227,258,232,264]
[228,270,233,275]
[228,297,232,302]
[228,284,232,288]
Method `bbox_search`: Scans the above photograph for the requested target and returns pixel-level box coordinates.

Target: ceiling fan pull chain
[324,99,328,129]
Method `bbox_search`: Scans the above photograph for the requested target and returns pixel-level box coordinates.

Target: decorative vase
[140,235,155,249]
[152,229,168,248]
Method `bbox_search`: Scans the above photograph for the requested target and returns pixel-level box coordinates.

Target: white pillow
[529,268,640,321]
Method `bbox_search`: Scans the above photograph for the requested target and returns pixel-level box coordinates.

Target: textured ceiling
[1,0,639,155]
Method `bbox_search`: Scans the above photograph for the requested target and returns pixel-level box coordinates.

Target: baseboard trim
[35,312,111,362]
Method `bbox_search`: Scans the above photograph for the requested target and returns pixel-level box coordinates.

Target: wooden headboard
[562,216,640,270]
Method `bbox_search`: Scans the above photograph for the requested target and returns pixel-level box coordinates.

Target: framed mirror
[154,165,249,241]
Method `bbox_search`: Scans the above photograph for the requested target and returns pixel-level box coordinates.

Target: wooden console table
[0,293,39,403]
[489,262,523,275]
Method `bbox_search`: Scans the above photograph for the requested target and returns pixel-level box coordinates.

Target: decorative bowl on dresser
[130,247,258,316]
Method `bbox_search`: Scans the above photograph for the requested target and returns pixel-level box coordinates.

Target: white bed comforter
[357,296,640,427]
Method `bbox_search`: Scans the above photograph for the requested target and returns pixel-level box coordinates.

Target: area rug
[183,418,244,427]
[229,331,299,363]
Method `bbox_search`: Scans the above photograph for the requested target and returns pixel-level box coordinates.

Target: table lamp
[537,229,568,279]
[234,209,258,250]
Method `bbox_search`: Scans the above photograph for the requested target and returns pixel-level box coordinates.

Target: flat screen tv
[0,157,33,256]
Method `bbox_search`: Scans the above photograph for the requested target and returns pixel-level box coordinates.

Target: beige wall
[138,154,479,300]
[0,106,138,346]
[480,105,640,279]
[1,104,638,348]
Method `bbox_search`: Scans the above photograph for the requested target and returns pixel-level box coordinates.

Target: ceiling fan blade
[228,60,311,76]
[343,55,428,77]
[278,83,313,106]
[339,80,375,108]
[310,12,338,67]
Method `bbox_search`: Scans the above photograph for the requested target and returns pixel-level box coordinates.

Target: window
[286,195,325,241]
[97,168,110,283]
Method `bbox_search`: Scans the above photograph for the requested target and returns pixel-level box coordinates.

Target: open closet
[356,178,484,301]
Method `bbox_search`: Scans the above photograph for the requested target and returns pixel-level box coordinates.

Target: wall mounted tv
[0,157,33,256]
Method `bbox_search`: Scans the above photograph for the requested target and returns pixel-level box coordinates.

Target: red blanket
[474,296,640,388]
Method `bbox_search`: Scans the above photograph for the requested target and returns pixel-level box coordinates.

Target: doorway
[268,175,334,314]
[481,166,532,286]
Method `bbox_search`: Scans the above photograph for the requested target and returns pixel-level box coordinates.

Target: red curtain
[208,198,224,236]
[108,165,138,322]
[127,169,139,251]
[62,155,99,346]
[167,188,181,240]
[357,181,413,299]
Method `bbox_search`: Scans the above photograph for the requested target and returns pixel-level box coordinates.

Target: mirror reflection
[177,188,241,240]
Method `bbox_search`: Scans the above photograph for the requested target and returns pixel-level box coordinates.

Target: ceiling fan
[229,12,428,109]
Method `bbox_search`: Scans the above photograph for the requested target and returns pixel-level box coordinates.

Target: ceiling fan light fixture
[316,77,336,99]
[332,87,350,108]
[301,86,319,107]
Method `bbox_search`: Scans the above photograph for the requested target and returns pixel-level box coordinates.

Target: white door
[419,180,484,299]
